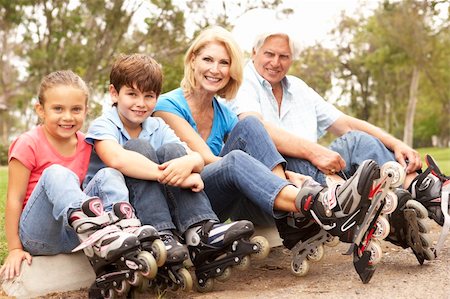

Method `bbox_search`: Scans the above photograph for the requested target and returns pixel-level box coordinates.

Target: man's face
[252,35,293,87]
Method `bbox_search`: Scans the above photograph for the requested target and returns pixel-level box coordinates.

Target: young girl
[0,71,158,294]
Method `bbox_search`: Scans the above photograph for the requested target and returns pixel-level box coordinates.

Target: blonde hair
[38,70,89,105]
[253,31,300,58]
[181,26,243,100]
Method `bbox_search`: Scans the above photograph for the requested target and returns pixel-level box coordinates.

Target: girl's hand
[179,173,204,192]
[0,248,32,280]
[158,156,193,187]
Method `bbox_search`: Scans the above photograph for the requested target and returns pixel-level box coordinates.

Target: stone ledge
[1,251,95,298]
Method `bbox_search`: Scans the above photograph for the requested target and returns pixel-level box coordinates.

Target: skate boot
[112,202,166,267]
[70,198,156,298]
[385,189,434,264]
[295,159,386,283]
[185,220,270,293]
[408,154,450,257]
[149,232,193,292]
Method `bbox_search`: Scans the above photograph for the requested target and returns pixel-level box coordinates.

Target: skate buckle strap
[72,225,121,252]
[118,218,141,228]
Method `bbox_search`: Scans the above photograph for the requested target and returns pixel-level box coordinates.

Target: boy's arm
[153,111,221,165]
[1,159,32,280]
[94,139,163,181]
[158,150,204,186]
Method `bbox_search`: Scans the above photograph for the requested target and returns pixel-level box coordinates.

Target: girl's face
[36,85,87,141]
[191,41,231,94]
[110,84,157,130]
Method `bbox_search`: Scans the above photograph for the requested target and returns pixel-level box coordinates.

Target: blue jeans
[123,140,217,234]
[202,116,290,226]
[19,165,128,255]
[285,131,396,185]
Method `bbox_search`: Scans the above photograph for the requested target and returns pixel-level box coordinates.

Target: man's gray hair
[252,30,300,58]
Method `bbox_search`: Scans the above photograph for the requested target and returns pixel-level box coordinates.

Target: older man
[229,30,447,262]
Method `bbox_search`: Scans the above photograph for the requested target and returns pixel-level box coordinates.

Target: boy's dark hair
[110,54,163,95]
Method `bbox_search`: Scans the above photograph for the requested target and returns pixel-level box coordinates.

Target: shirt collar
[104,106,159,139]
[248,61,291,91]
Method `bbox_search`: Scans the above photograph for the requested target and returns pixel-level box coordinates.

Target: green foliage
[0,166,7,263]
[0,143,8,166]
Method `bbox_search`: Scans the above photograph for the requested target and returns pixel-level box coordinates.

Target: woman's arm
[154,111,220,165]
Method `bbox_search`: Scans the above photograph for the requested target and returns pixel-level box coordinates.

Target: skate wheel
[102,288,117,299]
[405,200,428,219]
[215,267,232,282]
[307,244,324,262]
[178,268,193,291]
[290,259,309,277]
[422,248,435,261]
[250,236,270,260]
[152,239,167,267]
[381,161,406,187]
[128,271,143,287]
[373,216,390,240]
[367,240,383,265]
[234,255,251,271]
[417,219,429,233]
[115,280,130,297]
[382,191,398,215]
[195,278,214,293]
[325,236,340,247]
[419,233,432,247]
[138,251,158,279]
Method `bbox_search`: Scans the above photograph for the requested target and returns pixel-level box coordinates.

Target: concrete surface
[1,251,95,298]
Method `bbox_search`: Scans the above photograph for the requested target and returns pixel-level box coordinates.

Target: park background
[0,0,449,262]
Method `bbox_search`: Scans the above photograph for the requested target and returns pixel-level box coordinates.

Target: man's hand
[310,145,346,175]
[392,142,422,174]
[0,248,32,280]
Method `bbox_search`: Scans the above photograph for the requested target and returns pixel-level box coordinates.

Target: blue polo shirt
[84,106,183,185]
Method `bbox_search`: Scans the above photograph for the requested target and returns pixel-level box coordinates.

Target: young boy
[84,54,259,290]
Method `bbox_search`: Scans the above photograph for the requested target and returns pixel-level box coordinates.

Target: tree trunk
[403,66,419,147]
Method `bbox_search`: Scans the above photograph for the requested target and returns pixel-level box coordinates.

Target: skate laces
[72,225,121,252]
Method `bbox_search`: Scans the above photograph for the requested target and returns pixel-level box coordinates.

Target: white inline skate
[185,220,270,293]
[70,198,157,298]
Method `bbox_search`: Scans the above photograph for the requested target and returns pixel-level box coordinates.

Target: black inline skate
[385,189,434,264]
[70,198,156,298]
[185,220,270,292]
[408,154,450,257]
[294,159,388,283]
[149,232,193,292]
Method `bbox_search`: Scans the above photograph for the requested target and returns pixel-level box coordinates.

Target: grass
[0,147,449,264]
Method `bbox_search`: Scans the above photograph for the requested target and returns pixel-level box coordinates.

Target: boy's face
[109,84,157,129]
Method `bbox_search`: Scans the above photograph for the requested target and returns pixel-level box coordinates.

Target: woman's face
[191,41,231,94]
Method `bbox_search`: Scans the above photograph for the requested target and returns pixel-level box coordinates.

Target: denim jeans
[123,140,217,234]
[19,165,128,255]
[285,131,396,185]
[202,116,290,227]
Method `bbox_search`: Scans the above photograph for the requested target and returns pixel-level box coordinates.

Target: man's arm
[328,114,422,173]
[238,112,346,174]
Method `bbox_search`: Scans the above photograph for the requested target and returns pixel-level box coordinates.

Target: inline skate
[293,159,401,283]
[70,198,157,298]
[148,233,193,293]
[408,154,450,257]
[111,201,166,291]
[185,220,270,292]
